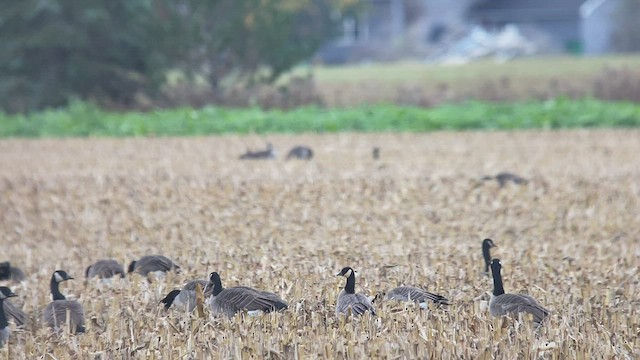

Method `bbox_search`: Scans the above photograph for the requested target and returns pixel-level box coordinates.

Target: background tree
[0,0,359,113]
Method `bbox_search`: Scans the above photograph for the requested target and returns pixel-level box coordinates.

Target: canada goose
[335,267,376,316]
[239,143,275,160]
[128,255,180,277]
[208,272,288,317]
[482,239,497,275]
[482,172,528,187]
[43,270,85,333]
[372,147,380,160]
[286,145,313,160]
[160,279,212,312]
[86,259,125,280]
[0,286,17,348]
[385,286,450,308]
[0,262,26,283]
[489,259,549,325]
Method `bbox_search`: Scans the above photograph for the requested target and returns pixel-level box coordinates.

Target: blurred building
[580,0,623,54]
[316,0,624,64]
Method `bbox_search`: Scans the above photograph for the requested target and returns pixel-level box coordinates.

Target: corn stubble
[0,131,638,359]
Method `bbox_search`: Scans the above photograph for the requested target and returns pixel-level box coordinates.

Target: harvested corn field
[0,130,639,359]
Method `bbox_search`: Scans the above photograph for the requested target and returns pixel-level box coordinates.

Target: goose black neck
[50,276,66,301]
[482,243,492,272]
[211,273,224,296]
[0,299,7,328]
[344,272,356,294]
[491,265,505,296]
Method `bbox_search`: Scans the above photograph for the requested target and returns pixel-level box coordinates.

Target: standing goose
[489,259,549,325]
[128,255,180,277]
[335,267,376,316]
[0,286,18,348]
[43,270,85,333]
[0,262,26,283]
[482,239,497,275]
[160,279,212,312]
[208,272,288,317]
[86,259,125,280]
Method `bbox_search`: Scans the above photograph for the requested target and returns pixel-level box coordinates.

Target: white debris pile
[429,24,538,64]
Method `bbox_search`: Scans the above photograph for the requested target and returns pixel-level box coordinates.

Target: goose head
[0,286,17,300]
[52,270,74,283]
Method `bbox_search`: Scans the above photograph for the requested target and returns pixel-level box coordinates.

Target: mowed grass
[0,131,639,358]
[1,99,639,137]
[307,55,640,106]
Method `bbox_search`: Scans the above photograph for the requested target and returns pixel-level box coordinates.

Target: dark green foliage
[1,99,638,138]
[0,0,345,112]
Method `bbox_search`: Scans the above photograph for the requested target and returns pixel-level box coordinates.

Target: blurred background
[0,0,638,118]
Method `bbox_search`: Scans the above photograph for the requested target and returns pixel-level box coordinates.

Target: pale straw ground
[0,130,638,359]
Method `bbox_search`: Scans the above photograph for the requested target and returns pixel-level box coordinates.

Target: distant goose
[0,262,26,283]
[128,255,180,277]
[43,270,85,333]
[0,286,17,348]
[208,272,288,317]
[86,259,125,280]
[239,143,275,160]
[160,279,212,312]
[335,267,376,316]
[489,259,549,325]
[482,172,528,187]
[482,239,497,275]
[372,147,380,160]
[385,286,450,308]
[286,145,313,160]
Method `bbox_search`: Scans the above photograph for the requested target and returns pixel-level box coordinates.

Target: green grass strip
[1,98,639,137]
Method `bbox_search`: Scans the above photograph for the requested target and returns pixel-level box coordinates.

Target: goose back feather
[385,286,450,306]
[128,255,179,276]
[86,259,125,279]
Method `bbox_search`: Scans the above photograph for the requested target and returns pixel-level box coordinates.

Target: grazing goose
[208,272,288,317]
[128,255,180,277]
[286,145,313,160]
[0,262,26,283]
[43,270,85,333]
[160,280,212,312]
[482,238,497,275]
[482,172,528,187]
[86,259,125,280]
[385,286,450,308]
[0,287,17,348]
[239,143,275,160]
[335,267,376,316]
[489,259,549,325]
